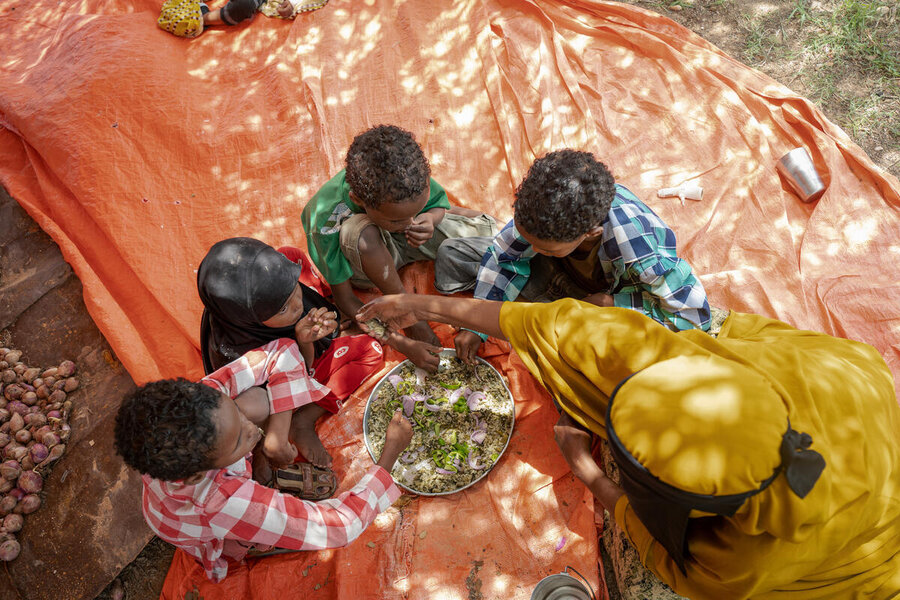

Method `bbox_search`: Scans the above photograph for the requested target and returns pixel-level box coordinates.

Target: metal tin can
[531,566,595,600]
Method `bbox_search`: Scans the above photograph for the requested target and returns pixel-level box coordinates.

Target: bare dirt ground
[92,2,898,599]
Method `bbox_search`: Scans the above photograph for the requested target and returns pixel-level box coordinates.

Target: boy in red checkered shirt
[114,337,412,581]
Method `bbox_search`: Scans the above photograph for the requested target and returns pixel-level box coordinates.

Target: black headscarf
[197,237,336,374]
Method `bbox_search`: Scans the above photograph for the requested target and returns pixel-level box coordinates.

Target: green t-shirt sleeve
[302,174,447,284]
[422,178,451,211]
[301,170,357,285]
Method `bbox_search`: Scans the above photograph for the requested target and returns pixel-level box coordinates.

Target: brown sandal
[274,463,337,501]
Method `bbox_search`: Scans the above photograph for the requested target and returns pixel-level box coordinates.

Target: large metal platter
[362,349,515,496]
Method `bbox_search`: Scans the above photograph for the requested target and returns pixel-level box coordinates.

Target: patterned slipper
[274,463,337,501]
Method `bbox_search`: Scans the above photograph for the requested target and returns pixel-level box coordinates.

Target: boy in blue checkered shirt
[435,149,711,363]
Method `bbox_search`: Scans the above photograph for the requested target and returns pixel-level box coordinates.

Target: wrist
[387,331,408,350]
[571,456,605,482]
[376,449,400,471]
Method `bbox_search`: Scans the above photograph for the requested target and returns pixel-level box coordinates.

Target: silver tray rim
[362,348,516,496]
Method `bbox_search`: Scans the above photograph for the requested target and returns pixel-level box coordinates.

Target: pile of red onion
[0,347,75,561]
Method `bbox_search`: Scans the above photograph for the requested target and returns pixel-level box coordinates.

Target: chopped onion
[468,455,486,470]
[449,388,466,404]
[388,375,403,389]
[401,395,415,417]
[399,451,417,464]
[467,392,486,411]
[414,368,428,386]
[435,467,455,475]
[422,398,443,412]
[470,429,487,445]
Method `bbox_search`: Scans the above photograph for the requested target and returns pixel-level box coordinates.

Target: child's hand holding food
[294,307,338,343]
[405,213,436,248]
[454,330,483,364]
[377,411,414,471]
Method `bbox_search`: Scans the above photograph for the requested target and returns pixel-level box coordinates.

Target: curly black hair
[345,125,431,208]
[513,150,616,242]
[114,378,221,481]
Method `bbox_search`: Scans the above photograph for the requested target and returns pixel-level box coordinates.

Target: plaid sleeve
[473,220,534,302]
[201,339,331,413]
[209,465,401,555]
[465,220,535,340]
[606,195,711,331]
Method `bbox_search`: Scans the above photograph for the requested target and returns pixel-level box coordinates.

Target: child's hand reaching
[276,0,294,17]
[399,337,442,372]
[376,411,414,471]
[405,213,436,248]
[294,307,338,343]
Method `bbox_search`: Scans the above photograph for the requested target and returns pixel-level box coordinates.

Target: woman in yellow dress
[357,295,900,599]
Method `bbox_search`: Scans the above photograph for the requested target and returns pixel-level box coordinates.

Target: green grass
[778,0,899,162]
[740,15,782,66]
[621,0,899,175]
[789,0,900,79]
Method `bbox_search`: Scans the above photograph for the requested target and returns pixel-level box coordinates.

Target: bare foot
[289,404,333,468]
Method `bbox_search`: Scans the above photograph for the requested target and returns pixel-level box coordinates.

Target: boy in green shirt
[301,125,496,371]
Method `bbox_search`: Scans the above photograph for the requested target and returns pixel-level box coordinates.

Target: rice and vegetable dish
[365,353,514,494]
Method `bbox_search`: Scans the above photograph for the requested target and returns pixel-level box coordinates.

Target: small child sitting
[158,0,325,37]
[198,237,385,469]
[436,149,712,363]
[113,338,412,582]
[158,0,259,38]
[301,124,497,371]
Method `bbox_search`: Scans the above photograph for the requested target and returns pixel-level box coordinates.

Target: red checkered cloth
[143,463,400,581]
[140,337,401,581]
[201,337,329,414]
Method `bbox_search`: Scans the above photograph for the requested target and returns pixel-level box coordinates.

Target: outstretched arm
[553,412,624,518]
[357,295,506,341]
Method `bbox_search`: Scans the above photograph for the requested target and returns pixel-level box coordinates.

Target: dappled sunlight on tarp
[1,0,899,596]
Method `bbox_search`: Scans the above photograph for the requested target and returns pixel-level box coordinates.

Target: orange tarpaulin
[1,0,898,598]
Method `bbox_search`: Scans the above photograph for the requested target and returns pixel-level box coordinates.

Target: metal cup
[531,567,595,600]
[776,147,827,203]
